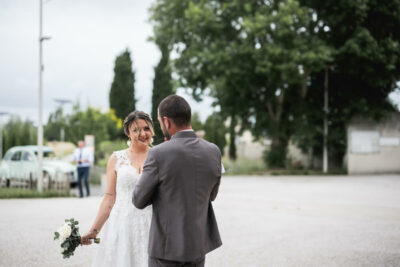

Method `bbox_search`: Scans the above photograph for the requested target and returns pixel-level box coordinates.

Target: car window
[44,151,56,158]
[11,151,21,161]
[34,151,56,159]
[22,151,34,161]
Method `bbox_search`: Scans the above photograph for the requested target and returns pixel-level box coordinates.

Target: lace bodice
[113,150,142,208]
[91,149,151,267]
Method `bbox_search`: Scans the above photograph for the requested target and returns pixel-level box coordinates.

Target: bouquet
[54,218,100,258]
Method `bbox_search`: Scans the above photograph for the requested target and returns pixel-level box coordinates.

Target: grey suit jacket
[132,130,222,262]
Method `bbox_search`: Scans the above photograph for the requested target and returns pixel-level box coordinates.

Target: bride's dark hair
[123,111,154,137]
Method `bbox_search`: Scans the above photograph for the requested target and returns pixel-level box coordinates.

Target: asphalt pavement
[1,175,400,267]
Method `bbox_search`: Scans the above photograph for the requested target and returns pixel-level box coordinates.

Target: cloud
[0,0,161,122]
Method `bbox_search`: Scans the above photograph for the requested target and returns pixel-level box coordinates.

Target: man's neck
[178,127,193,132]
[170,126,193,137]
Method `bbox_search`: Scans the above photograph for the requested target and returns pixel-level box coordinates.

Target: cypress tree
[109,49,136,120]
[151,42,174,145]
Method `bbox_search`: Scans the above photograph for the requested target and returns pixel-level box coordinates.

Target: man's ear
[163,117,170,129]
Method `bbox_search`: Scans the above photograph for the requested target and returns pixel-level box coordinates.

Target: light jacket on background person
[73,146,93,167]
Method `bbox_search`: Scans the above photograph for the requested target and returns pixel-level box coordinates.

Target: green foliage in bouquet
[54,218,82,259]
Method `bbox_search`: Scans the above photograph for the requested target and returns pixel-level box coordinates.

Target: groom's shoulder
[151,138,220,155]
[149,140,175,153]
[199,138,221,155]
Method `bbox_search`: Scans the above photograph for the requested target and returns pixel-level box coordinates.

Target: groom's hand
[80,230,98,245]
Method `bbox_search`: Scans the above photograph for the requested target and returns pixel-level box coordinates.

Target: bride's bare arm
[81,154,117,245]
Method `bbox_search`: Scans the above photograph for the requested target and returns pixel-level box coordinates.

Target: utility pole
[38,0,51,192]
[323,68,329,173]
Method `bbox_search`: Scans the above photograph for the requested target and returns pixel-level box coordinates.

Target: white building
[347,113,400,174]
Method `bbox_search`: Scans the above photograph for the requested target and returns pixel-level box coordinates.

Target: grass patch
[222,156,347,176]
[269,168,347,176]
[222,157,268,175]
[0,187,73,199]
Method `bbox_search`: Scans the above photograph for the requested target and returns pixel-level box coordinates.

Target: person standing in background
[73,140,93,198]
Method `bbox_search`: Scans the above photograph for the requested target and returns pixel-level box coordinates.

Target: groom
[133,95,222,267]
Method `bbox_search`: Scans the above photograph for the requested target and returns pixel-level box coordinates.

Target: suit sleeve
[210,178,221,201]
[132,148,159,209]
[210,150,222,202]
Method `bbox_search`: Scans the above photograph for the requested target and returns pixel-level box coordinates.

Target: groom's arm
[132,148,159,209]
[210,177,221,201]
[210,153,223,202]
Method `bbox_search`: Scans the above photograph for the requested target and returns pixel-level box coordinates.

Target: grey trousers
[148,256,205,267]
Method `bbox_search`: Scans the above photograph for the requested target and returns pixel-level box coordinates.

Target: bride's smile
[130,119,154,146]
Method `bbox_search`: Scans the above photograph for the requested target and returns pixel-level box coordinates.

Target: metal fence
[0,171,71,193]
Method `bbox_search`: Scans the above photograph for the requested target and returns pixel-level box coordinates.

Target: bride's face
[129,119,153,146]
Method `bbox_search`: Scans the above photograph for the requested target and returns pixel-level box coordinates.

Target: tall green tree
[151,0,400,168]
[292,0,400,166]
[151,42,174,145]
[151,0,332,167]
[2,116,37,156]
[44,105,122,162]
[109,49,136,120]
[204,112,227,156]
[44,107,67,142]
[45,104,122,146]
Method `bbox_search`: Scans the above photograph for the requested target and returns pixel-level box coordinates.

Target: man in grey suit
[133,95,222,267]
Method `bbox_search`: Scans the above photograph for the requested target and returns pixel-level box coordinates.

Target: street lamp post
[0,112,10,162]
[38,0,51,192]
[323,68,329,174]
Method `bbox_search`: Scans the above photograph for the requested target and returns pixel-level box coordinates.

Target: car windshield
[34,151,56,159]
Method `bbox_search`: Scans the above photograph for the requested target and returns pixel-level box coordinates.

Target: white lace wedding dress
[92,150,152,267]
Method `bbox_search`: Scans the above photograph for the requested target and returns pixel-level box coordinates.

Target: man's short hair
[158,95,191,128]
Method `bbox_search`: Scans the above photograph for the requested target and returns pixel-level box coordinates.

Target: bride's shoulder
[108,149,127,163]
[107,150,128,170]
[112,149,127,157]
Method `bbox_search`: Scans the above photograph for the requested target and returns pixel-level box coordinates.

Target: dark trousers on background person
[77,166,90,198]
[148,256,205,267]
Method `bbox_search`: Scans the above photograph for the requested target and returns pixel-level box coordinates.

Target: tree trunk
[264,95,289,168]
[266,137,288,168]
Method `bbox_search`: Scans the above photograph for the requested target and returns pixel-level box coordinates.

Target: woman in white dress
[81,111,154,267]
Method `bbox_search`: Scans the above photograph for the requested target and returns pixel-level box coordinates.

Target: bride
[81,111,154,267]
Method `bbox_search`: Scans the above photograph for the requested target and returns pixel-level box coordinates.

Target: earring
[127,138,132,147]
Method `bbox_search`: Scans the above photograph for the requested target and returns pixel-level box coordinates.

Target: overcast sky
[0,0,214,125]
[0,0,399,126]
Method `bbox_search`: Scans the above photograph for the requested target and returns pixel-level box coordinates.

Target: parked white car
[0,146,77,188]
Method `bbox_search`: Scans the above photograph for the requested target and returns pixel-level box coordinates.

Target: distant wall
[347,113,400,174]
[228,131,312,166]
[225,130,266,159]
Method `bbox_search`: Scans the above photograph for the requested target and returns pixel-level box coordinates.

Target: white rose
[58,224,72,239]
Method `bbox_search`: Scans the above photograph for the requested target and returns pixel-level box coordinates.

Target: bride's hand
[80,230,98,246]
